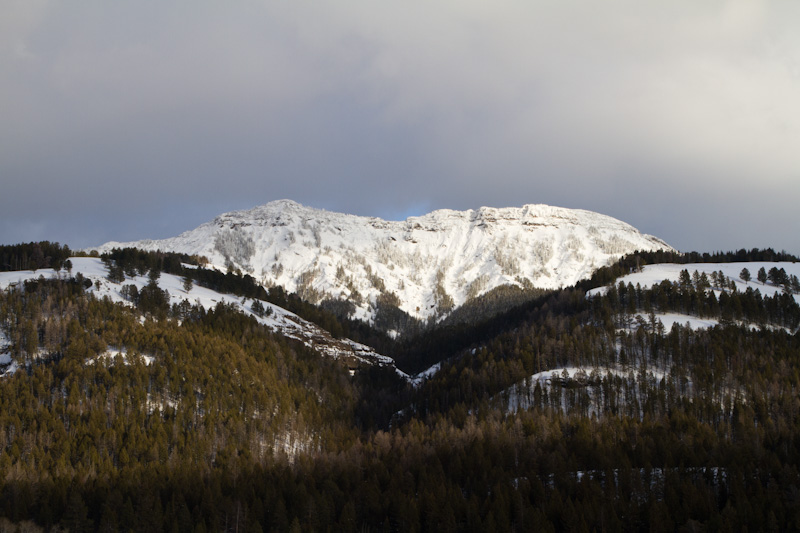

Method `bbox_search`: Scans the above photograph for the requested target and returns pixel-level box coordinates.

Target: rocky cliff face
[98,200,673,324]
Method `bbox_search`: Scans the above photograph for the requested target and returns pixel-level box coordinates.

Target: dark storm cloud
[2,1,798,253]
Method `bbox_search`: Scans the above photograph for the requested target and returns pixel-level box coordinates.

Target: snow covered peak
[96,200,673,325]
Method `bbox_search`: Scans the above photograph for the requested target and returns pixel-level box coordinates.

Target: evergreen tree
[107,263,125,283]
[62,491,93,533]
[757,267,767,284]
[121,284,139,303]
[767,266,788,286]
[739,268,750,284]
[791,275,800,294]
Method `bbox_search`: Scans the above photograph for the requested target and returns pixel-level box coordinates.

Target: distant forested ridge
[0,242,72,272]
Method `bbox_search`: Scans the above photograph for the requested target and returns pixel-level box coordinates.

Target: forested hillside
[0,244,799,531]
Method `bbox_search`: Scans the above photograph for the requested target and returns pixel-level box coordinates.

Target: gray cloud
[2,0,798,253]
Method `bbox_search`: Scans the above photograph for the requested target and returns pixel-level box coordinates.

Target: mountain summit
[98,200,672,323]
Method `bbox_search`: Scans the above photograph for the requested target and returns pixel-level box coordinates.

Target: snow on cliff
[97,200,673,322]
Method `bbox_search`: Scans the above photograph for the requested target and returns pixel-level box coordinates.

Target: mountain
[97,200,673,327]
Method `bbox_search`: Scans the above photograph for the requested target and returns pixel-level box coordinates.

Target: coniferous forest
[0,244,799,531]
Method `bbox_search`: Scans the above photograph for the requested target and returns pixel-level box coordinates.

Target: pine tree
[107,264,125,283]
[791,275,800,294]
[739,268,751,284]
[62,491,93,533]
[767,267,787,286]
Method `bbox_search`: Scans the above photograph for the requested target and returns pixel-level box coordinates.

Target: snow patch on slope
[588,262,800,303]
[501,365,669,413]
[0,329,15,376]
[587,262,800,332]
[627,312,720,331]
[0,258,398,374]
[87,348,154,367]
[410,362,442,387]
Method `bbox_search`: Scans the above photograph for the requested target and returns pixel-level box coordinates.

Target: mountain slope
[0,257,398,375]
[98,200,673,324]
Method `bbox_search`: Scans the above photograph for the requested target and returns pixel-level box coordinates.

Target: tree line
[0,242,73,272]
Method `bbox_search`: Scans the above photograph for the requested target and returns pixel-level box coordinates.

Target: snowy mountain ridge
[97,200,673,324]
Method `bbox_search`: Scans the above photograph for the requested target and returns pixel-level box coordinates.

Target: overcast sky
[2,1,799,253]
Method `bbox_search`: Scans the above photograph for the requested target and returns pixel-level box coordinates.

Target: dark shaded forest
[0,242,73,273]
